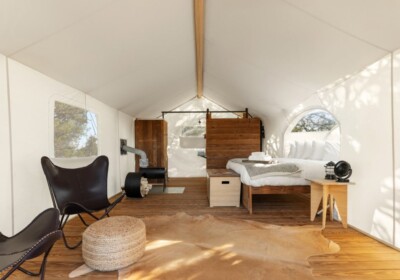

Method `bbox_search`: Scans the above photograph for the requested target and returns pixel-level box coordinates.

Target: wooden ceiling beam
[194,0,204,98]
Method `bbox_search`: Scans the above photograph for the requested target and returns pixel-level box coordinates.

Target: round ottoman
[82,216,146,271]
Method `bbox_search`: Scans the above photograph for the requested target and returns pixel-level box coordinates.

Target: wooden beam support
[194,0,204,98]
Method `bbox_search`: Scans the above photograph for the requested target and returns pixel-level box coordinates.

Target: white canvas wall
[393,52,400,248]
[118,112,135,186]
[0,54,13,235]
[266,55,396,246]
[262,112,285,157]
[0,58,133,234]
[321,57,394,244]
[86,96,119,196]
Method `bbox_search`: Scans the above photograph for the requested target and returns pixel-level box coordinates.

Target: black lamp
[334,161,352,182]
[324,161,336,180]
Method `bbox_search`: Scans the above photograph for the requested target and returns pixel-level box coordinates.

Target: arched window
[284,109,340,160]
[291,110,337,132]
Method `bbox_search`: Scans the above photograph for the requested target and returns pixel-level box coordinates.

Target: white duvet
[226,158,326,187]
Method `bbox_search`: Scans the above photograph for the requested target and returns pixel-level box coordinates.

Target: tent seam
[5,57,15,235]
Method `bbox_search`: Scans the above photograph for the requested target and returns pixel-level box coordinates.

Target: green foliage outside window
[54,101,98,157]
[292,111,337,132]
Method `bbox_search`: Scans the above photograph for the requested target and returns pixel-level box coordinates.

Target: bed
[227,158,326,214]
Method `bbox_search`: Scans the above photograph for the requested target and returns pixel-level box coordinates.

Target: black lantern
[334,161,352,182]
[324,161,336,180]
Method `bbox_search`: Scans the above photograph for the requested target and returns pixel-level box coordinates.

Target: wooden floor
[3,178,400,279]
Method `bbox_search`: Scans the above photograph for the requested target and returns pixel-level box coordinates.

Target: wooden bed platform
[242,184,310,214]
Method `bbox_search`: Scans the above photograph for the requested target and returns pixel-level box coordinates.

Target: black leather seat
[41,155,125,249]
[0,208,61,280]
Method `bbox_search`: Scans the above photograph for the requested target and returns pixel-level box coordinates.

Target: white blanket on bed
[229,159,301,179]
[226,158,326,187]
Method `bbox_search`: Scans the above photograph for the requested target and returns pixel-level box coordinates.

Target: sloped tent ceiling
[1,0,400,119]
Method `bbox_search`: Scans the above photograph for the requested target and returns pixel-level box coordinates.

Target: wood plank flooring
[3,178,400,279]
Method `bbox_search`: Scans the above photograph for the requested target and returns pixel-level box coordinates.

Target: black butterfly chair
[0,208,61,280]
[41,155,125,249]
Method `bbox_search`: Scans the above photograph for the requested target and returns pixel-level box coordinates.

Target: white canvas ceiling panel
[204,0,387,115]
[205,42,312,111]
[122,87,195,119]
[137,91,197,119]
[89,40,196,112]
[285,0,400,52]
[204,74,283,120]
[203,84,290,121]
[203,75,246,111]
[2,0,399,119]
[0,0,112,55]
[10,0,194,94]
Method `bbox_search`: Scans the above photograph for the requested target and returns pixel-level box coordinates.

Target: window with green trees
[54,101,98,157]
[291,110,337,132]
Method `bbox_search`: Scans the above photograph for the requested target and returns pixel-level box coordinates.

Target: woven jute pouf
[82,216,146,271]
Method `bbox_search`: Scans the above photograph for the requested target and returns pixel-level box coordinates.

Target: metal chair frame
[41,155,125,249]
[0,208,62,280]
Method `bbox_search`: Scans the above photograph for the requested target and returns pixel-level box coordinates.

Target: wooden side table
[309,179,350,229]
[207,169,241,207]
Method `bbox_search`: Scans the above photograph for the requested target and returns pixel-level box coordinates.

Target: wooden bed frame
[204,112,311,214]
[242,184,310,214]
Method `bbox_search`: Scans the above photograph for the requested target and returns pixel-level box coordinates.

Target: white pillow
[287,143,296,158]
[301,141,313,159]
[310,140,326,160]
[322,141,340,161]
[294,141,305,158]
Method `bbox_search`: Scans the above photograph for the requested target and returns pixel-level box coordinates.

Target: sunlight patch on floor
[145,240,181,251]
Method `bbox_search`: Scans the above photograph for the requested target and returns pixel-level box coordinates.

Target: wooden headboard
[206,116,261,169]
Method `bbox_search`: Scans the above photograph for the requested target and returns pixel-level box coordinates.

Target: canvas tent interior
[1,0,400,262]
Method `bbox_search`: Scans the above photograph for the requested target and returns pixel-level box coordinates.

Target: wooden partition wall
[134,119,168,171]
[206,115,261,169]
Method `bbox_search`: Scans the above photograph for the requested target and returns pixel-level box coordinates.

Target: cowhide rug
[71,213,339,279]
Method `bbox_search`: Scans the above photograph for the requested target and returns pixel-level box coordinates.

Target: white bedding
[226,158,326,187]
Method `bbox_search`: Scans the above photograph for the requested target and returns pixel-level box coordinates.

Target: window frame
[283,108,340,157]
[49,96,100,158]
[286,108,339,134]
